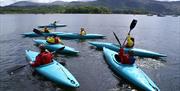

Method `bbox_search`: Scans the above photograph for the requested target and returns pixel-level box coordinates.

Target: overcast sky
[0,0,180,6]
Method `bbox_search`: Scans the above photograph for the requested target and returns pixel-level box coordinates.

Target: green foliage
[0,6,111,14]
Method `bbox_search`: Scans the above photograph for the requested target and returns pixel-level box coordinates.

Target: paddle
[113,32,121,47]
[8,46,65,75]
[8,64,29,75]
[33,28,43,35]
[122,19,137,46]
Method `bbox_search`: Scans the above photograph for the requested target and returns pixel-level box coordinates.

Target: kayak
[38,24,67,28]
[25,50,80,88]
[33,39,79,55]
[103,47,160,91]
[89,41,166,58]
[56,33,105,39]
[21,32,63,37]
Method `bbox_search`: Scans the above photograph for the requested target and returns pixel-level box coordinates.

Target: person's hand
[29,61,33,65]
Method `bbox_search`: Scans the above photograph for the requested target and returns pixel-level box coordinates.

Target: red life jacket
[54,37,60,44]
[118,48,131,64]
[31,51,53,67]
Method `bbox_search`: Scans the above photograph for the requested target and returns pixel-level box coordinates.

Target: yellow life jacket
[80,30,86,35]
[47,37,55,44]
[126,35,134,48]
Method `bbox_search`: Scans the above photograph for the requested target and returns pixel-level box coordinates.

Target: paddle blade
[113,32,121,47]
[33,28,43,35]
[130,19,137,31]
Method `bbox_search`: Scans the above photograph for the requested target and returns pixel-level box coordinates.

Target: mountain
[8,1,67,7]
[9,1,46,7]
[4,0,180,14]
[88,0,180,14]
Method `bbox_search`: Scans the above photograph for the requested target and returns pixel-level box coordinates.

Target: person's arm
[30,55,41,67]
[59,39,64,45]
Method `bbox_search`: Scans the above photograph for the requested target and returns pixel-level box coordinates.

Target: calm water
[0,14,179,91]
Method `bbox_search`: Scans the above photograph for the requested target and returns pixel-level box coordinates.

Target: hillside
[1,0,180,14]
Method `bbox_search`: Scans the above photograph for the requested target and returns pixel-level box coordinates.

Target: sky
[0,0,180,7]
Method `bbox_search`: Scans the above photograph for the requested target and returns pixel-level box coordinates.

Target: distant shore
[0,6,170,15]
[0,6,180,15]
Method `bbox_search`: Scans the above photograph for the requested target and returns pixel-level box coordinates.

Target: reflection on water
[0,14,180,91]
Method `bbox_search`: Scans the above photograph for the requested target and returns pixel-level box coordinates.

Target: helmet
[80,27,84,30]
[39,44,46,51]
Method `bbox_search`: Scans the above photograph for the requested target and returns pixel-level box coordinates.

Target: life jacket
[47,37,55,44]
[32,51,53,67]
[54,37,61,44]
[44,29,50,33]
[118,48,132,64]
[41,52,53,64]
[80,30,86,35]
[126,35,134,48]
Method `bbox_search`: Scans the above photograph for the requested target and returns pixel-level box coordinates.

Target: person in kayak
[46,35,63,44]
[118,48,135,64]
[52,21,57,26]
[80,27,86,36]
[29,44,53,67]
[53,35,63,44]
[43,27,50,33]
[46,36,55,44]
[125,33,135,48]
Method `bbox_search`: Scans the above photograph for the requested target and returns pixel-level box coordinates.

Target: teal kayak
[103,47,160,91]
[38,24,67,28]
[21,32,63,37]
[33,39,79,55]
[56,33,105,39]
[25,50,80,88]
[89,41,166,58]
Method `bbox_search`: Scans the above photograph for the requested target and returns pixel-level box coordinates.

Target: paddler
[46,35,63,44]
[53,35,63,44]
[46,36,55,44]
[52,21,57,26]
[43,27,50,33]
[125,33,134,48]
[118,47,135,64]
[29,44,53,67]
[80,27,86,36]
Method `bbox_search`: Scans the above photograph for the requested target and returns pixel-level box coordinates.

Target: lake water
[0,14,179,91]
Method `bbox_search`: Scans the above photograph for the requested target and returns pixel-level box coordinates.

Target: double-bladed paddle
[113,19,137,48]
[122,19,137,46]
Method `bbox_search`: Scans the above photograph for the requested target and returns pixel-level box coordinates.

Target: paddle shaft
[8,64,29,75]
[113,32,121,47]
